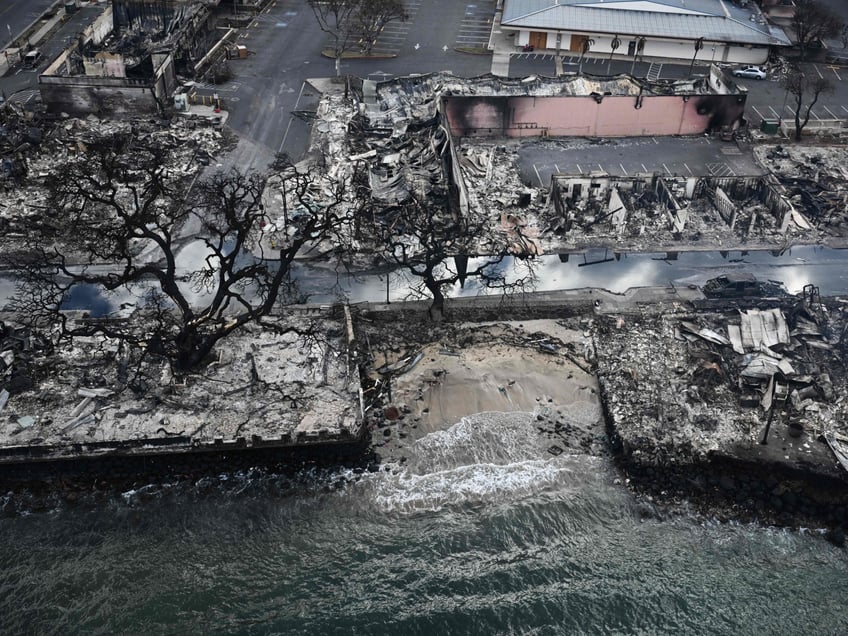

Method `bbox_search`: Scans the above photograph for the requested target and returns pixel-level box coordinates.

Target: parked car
[732,65,766,80]
[702,273,787,299]
[23,50,42,69]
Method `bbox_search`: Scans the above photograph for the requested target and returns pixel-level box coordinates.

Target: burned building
[303,71,840,258]
[38,1,220,117]
[440,66,747,139]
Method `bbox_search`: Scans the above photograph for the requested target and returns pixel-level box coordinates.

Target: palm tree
[578,38,594,75]
[607,35,621,75]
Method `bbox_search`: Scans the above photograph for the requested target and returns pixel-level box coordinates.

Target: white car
[732,66,767,80]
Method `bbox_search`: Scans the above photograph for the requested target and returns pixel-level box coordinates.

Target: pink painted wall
[444,94,746,138]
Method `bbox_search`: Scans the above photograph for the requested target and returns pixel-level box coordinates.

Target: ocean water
[1,412,847,635]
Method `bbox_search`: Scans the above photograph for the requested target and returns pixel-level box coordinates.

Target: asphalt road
[217,0,495,167]
[0,0,58,50]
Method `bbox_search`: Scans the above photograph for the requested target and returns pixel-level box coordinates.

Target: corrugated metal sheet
[501,0,790,46]
[739,308,790,351]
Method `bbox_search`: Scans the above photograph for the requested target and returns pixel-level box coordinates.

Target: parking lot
[515,136,766,186]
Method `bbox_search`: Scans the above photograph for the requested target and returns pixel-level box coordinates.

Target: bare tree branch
[6,134,348,373]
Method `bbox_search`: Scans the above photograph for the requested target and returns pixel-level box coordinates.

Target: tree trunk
[424,277,445,321]
[174,327,218,372]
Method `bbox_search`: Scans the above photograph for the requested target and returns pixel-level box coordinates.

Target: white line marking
[768,106,780,117]
[751,105,765,120]
[598,163,603,172]
[814,64,824,79]
[684,163,693,175]
[842,105,848,113]
[811,109,821,120]
[280,81,306,153]
[576,163,583,173]
[823,105,839,118]
[641,163,647,172]
[533,164,545,186]
[554,163,560,173]
[663,163,671,175]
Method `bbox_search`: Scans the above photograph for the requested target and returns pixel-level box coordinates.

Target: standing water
[1,411,847,633]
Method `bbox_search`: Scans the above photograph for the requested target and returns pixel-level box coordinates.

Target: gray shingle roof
[501,0,790,46]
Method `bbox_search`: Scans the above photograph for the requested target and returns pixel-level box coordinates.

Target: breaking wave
[354,411,614,514]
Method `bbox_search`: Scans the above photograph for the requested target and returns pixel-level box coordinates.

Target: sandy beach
[367,320,605,457]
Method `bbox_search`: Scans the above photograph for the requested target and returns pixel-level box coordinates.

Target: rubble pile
[595,293,848,469]
[371,73,715,119]
[755,144,848,239]
[0,314,362,461]
[0,114,226,245]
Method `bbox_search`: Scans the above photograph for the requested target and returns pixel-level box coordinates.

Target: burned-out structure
[594,290,848,527]
[302,71,842,257]
[39,1,220,116]
[540,172,813,251]
[440,66,747,139]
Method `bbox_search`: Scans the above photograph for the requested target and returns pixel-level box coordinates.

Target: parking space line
[768,106,780,118]
[823,105,839,118]
[576,163,583,173]
[751,105,765,120]
[620,163,628,175]
[663,163,671,175]
[842,105,848,113]
[684,163,693,175]
[641,163,647,172]
[813,64,824,79]
[832,67,842,81]
[533,164,544,186]
[811,109,821,120]
[554,164,560,173]
[598,163,603,172]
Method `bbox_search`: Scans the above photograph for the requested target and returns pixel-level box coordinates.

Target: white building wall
[513,29,770,65]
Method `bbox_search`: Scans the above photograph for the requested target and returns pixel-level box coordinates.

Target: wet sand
[373,320,604,455]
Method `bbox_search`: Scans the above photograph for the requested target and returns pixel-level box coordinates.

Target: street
[0,0,58,50]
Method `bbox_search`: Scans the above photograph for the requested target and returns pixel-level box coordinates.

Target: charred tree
[309,0,361,77]
[355,0,408,55]
[370,194,536,320]
[791,0,843,61]
[308,0,409,74]
[8,133,348,372]
[782,67,833,141]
